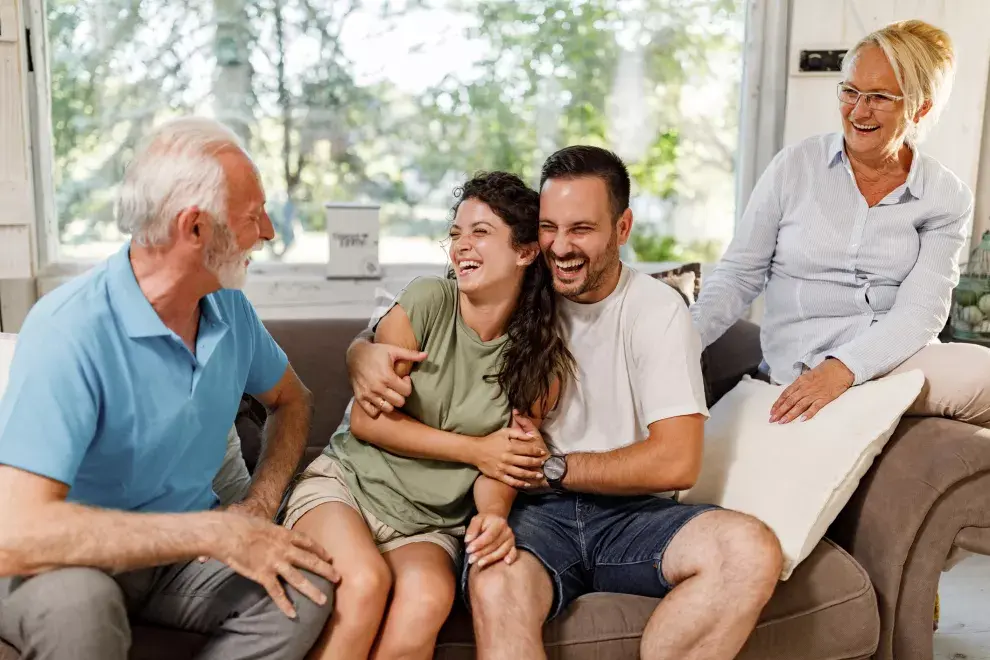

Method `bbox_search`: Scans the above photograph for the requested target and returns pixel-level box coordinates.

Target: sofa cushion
[681,370,924,579]
[649,262,702,303]
[434,539,878,660]
[264,318,368,450]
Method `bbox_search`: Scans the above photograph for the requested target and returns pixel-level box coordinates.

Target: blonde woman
[693,20,988,427]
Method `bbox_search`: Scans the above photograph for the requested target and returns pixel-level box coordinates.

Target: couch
[2,317,988,660]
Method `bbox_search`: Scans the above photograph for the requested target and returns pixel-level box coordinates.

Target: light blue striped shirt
[692,132,973,386]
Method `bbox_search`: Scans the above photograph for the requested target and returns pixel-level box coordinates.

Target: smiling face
[840,45,909,158]
[447,198,535,296]
[204,150,274,290]
[538,176,631,303]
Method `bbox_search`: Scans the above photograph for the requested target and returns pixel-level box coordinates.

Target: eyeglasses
[836,83,903,111]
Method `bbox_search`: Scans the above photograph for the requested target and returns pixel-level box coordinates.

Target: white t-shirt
[543,265,709,455]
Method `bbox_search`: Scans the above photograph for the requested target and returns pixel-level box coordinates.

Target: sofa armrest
[955,526,990,555]
[828,417,990,660]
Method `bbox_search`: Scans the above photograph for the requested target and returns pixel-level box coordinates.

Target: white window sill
[36,260,706,320]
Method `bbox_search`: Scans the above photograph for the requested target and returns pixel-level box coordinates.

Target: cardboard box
[324,202,381,279]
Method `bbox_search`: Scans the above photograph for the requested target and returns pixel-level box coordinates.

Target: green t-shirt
[327,277,512,535]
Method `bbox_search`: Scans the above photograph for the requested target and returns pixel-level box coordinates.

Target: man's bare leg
[640,510,782,660]
[467,551,554,660]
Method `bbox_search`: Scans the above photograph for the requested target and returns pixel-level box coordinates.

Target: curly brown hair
[449,171,574,416]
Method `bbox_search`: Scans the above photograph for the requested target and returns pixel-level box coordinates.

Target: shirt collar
[107,242,172,338]
[903,141,925,199]
[825,132,925,199]
[825,132,846,168]
[106,242,226,339]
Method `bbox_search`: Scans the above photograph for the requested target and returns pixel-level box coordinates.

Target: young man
[347,146,782,660]
[0,118,338,660]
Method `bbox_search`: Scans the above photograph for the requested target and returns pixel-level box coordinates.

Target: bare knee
[710,513,782,598]
[393,564,455,628]
[379,568,455,654]
[468,553,550,622]
[339,555,392,614]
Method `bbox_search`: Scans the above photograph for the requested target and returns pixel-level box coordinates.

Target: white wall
[0,0,36,281]
[783,0,990,244]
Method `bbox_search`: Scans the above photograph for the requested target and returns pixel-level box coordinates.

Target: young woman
[281,171,573,660]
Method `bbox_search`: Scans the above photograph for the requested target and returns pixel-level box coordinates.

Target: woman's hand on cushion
[769,358,855,424]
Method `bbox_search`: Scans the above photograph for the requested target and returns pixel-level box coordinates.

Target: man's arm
[238,365,312,519]
[0,466,338,617]
[561,414,705,495]
[0,326,229,576]
[0,466,227,576]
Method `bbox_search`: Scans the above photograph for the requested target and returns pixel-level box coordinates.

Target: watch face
[544,456,566,481]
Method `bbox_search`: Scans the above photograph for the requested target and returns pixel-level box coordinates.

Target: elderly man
[0,118,337,660]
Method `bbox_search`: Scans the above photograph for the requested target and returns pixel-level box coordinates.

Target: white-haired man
[0,118,337,660]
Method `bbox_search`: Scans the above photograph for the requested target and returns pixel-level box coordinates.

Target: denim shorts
[460,492,718,620]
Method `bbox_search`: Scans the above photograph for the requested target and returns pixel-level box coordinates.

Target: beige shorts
[282,454,463,564]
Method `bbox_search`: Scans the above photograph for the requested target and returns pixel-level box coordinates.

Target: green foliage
[45,0,743,258]
[631,227,723,264]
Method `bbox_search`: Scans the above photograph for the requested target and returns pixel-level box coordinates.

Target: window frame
[20,0,769,321]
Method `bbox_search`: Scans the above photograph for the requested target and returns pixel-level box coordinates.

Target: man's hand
[769,358,855,424]
[473,420,548,489]
[211,510,340,619]
[464,513,516,569]
[197,498,273,563]
[347,340,427,418]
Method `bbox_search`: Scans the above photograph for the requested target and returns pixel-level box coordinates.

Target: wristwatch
[542,454,568,490]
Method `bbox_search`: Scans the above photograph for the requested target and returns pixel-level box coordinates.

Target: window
[43,0,745,268]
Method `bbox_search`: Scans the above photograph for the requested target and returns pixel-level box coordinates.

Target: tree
[45,0,401,248]
[410,0,741,191]
[45,0,744,257]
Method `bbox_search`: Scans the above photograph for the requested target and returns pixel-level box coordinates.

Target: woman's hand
[769,358,855,423]
[464,513,516,569]
[473,425,548,489]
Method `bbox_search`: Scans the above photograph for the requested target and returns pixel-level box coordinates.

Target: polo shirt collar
[107,243,228,340]
[107,242,172,339]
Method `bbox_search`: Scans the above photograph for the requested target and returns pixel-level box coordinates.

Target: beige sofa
[2,317,988,660]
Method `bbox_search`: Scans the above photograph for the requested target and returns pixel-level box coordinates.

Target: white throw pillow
[679,369,925,580]
[0,333,17,400]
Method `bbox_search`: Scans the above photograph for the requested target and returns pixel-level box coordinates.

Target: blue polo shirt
[0,243,288,513]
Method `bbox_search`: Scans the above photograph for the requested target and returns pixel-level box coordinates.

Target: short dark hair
[539,145,631,220]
